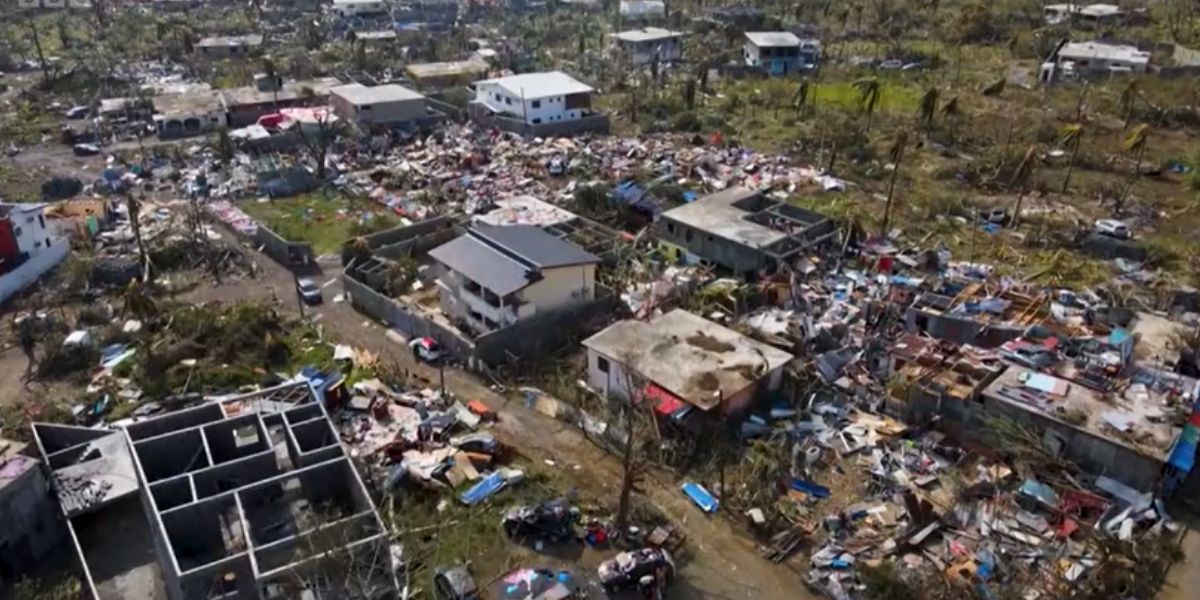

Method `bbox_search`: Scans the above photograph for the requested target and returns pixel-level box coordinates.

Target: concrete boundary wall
[254,224,316,266]
[343,267,619,367]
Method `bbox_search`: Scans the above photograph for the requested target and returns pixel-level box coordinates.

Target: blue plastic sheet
[461,471,505,505]
[681,482,718,513]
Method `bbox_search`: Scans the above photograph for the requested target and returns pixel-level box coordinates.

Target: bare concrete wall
[255,225,316,266]
[906,385,1163,490]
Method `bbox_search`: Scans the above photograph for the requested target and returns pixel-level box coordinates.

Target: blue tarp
[681,482,718,513]
[790,479,832,499]
[462,471,505,505]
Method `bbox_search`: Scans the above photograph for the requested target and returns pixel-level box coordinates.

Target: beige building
[329,83,427,129]
[428,224,600,333]
[582,309,793,417]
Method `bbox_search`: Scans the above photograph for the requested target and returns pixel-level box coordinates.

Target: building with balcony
[428,224,600,334]
[469,70,609,135]
[609,27,684,66]
[744,31,819,75]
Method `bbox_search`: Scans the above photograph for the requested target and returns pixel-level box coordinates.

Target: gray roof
[429,224,599,296]
[472,224,600,269]
[610,28,684,43]
[745,32,802,47]
[477,71,594,100]
[660,187,787,248]
[331,83,425,105]
[429,234,533,296]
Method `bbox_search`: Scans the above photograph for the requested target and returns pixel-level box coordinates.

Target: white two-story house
[428,224,600,333]
[609,28,684,66]
[472,71,598,126]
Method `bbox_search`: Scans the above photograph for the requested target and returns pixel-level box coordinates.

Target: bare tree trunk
[881,148,904,238]
[28,18,51,82]
[615,407,637,530]
[127,193,151,281]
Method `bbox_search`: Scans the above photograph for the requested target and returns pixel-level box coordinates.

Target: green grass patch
[241,192,399,255]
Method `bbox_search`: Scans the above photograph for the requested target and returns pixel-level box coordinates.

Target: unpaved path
[181,247,814,600]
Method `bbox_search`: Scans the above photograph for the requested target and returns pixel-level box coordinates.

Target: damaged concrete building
[892,325,1200,491]
[33,382,395,600]
[0,437,65,587]
[583,309,793,418]
[655,186,836,279]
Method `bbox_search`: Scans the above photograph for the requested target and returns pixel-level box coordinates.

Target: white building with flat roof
[473,71,596,126]
[1042,40,1151,83]
[608,27,684,66]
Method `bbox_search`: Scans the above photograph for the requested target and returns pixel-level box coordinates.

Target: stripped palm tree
[1118,80,1139,129]
[917,86,939,131]
[1116,124,1150,215]
[1059,123,1083,193]
[1010,145,1038,227]
[853,77,882,132]
[880,131,909,239]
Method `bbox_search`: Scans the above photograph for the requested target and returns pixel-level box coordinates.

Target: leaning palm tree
[1116,124,1150,215]
[917,86,939,131]
[853,77,882,131]
[1060,123,1084,193]
[880,131,909,239]
[1010,145,1038,227]
[1118,80,1139,129]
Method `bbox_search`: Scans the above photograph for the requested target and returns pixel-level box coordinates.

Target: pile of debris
[336,379,510,496]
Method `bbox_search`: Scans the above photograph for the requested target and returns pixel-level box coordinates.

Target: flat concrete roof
[473,195,579,228]
[583,309,793,410]
[1060,41,1150,64]
[477,71,594,100]
[982,364,1195,461]
[332,82,425,105]
[610,27,684,43]
[196,34,264,47]
[222,77,342,108]
[151,89,225,118]
[407,58,490,80]
[745,31,802,47]
[659,186,787,249]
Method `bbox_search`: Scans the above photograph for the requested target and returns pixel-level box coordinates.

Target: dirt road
[181,246,814,600]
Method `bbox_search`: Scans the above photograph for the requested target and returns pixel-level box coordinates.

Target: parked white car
[1094,219,1131,239]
